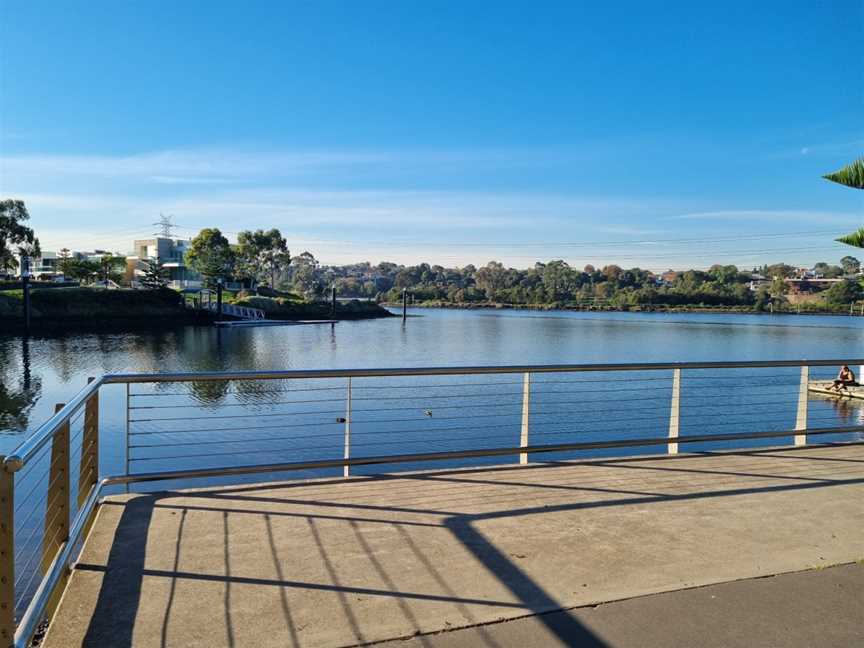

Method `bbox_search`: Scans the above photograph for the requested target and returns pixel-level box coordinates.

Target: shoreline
[0,288,395,335]
[0,310,396,335]
[384,301,854,317]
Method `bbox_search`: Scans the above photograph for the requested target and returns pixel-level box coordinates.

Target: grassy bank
[233,296,395,320]
[398,300,853,315]
[0,289,395,333]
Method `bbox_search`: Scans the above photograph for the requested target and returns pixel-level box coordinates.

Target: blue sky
[0,0,862,269]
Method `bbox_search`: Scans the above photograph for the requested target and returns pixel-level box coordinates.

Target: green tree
[61,258,100,283]
[822,279,861,307]
[474,261,508,301]
[236,228,291,288]
[761,263,795,279]
[539,260,576,301]
[186,228,235,284]
[290,251,323,297]
[0,199,40,273]
[58,248,71,277]
[840,256,861,275]
[768,277,788,303]
[99,253,126,282]
[140,257,168,289]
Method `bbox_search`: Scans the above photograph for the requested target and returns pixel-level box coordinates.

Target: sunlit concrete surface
[44,443,864,647]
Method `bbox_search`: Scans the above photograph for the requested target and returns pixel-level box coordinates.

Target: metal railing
[184,290,266,320]
[3,358,864,647]
[202,301,265,320]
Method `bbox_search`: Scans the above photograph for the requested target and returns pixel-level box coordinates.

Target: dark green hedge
[0,287,187,325]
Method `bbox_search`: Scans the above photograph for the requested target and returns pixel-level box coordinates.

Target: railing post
[0,460,14,646]
[42,404,70,575]
[795,365,809,446]
[343,377,352,478]
[668,368,681,454]
[520,372,531,464]
[79,378,99,508]
[125,383,131,491]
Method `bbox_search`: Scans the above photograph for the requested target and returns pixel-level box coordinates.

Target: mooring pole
[21,255,32,333]
[331,286,337,317]
[402,289,407,322]
[23,275,32,332]
[216,278,223,319]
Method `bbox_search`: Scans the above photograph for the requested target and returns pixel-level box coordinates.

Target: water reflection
[823,396,864,426]
[0,337,41,432]
[160,327,272,405]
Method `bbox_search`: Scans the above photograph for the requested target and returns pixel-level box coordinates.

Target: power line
[172,226,847,249]
[409,245,850,262]
[153,214,177,238]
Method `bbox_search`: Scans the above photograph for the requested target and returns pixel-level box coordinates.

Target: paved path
[381,563,864,647]
[44,443,864,647]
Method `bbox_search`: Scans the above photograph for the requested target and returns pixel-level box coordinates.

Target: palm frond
[837,227,864,249]
[823,158,864,190]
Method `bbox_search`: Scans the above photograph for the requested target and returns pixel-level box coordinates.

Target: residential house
[127,237,202,289]
[658,270,679,286]
[12,251,62,280]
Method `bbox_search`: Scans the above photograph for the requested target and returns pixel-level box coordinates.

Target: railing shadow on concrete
[61,443,864,647]
[3,359,864,647]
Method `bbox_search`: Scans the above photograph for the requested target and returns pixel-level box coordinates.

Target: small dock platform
[215,319,339,328]
[44,443,864,648]
[808,381,864,399]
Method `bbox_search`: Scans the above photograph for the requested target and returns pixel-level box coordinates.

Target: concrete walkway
[382,563,864,648]
[44,443,864,647]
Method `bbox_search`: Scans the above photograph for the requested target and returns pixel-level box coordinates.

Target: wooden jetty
[215,319,338,328]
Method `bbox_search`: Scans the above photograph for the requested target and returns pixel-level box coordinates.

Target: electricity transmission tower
[153,214,177,238]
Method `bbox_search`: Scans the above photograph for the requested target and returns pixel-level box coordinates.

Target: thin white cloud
[0,147,578,188]
[18,187,673,234]
[671,209,860,225]
[147,175,252,185]
[0,149,392,179]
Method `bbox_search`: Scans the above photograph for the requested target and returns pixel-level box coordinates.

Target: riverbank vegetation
[311,259,862,314]
[0,286,393,331]
[231,294,393,320]
[0,287,202,331]
[0,200,40,274]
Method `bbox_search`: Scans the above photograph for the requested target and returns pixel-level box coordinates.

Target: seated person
[830,365,858,391]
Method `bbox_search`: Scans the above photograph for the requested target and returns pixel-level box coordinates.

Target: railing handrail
[202,302,266,320]
[4,377,104,471]
[99,358,864,383]
[7,358,864,472]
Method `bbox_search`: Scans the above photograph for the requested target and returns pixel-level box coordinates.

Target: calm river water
[2,308,864,459]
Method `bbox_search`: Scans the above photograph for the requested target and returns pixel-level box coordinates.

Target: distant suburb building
[28,251,60,279]
[127,237,202,289]
[659,270,679,285]
[12,250,118,281]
